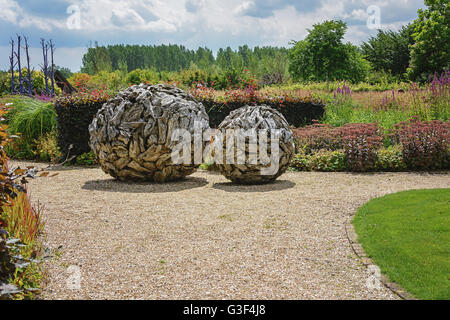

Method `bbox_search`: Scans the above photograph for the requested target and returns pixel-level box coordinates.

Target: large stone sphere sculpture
[216,105,295,184]
[89,84,210,182]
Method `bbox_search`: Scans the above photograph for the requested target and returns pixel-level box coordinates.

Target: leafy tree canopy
[408,0,450,81]
[361,25,414,78]
[289,20,371,83]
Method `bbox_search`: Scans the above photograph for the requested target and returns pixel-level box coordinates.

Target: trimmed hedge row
[54,88,325,158]
[199,98,325,128]
[54,100,106,158]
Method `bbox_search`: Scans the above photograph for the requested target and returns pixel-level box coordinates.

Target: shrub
[341,123,383,171]
[289,20,371,83]
[293,122,341,153]
[0,70,62,96]
[33,131,61,163]
[67,73,92,91]
[293,122,386,171]
[3,96,57,160]
[75,151,98,166]
[291,149,346,172]
[125,69,159,86]
[1,186,44,299]
[1,189,44,248]
[6,96,56,143]
[375,145,406,171]
[394,118,449,170]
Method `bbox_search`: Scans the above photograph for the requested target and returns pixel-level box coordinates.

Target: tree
[81,42,112,74]
[408,0,449,81]
[361,25,414,78]
[289,20,370,83]
[55,66,73,79]
[258,52,290,85]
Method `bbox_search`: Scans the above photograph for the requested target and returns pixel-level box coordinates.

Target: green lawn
[353,189,450,300]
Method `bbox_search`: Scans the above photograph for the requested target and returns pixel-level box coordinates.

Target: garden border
[344,217,417,300]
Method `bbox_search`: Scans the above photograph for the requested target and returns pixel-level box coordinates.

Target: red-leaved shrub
[293,122,342,153]
[394,118,449,170]
[339,123,383,171]
[294,122,383,171]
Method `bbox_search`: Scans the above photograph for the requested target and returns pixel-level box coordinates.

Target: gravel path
[13,161,450,300]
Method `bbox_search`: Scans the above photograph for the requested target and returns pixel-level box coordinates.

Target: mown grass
[353,189,450,300]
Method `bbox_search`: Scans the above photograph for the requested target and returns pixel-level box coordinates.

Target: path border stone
[345,217,417,300]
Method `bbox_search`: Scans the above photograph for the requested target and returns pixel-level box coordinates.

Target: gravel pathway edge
[344,218,417,300]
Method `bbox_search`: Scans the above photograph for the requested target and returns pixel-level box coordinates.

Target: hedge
[54,86,325,158]
[199,98,325,127]
[54,90,111,158]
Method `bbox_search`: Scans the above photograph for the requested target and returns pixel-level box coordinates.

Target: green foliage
[353,189,450,300]
[80,43,288,75]
[4,96,56,160]
[0,70,61,96]
[55,66,73,79]
[361,26,414,78]
[75,152,98,166]
[375,145,406,171]
[81,44,113,74]
[291,149,346,172]
[125,68,160,86]
[257,52,290,85]
[33,131,61,163]
[408,0,450,81]
[365,70,403,86]
[289,20,371,83]
[78,43,290,90]
[6,96,56,142]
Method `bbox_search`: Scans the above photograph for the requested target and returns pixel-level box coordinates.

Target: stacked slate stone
[216,105,294,184]
[89,84,210,182]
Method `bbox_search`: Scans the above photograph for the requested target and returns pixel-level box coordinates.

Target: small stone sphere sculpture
[216,105,294,184]
[89,84,210,182]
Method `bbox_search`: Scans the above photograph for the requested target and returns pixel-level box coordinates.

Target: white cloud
[234,1,255,15]
[0,0,20,24]
[0,0,423,37]
[0,0,425,70]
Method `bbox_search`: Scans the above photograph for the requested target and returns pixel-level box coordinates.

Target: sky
[0,0,426,72]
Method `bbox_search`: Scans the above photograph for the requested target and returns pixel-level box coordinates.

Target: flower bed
[292,119,450,172]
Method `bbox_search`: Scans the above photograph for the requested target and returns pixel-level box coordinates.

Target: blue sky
[0,0,425,72]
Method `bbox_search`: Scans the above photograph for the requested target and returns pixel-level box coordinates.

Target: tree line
[81,43,288,74]
[80,0,448,84]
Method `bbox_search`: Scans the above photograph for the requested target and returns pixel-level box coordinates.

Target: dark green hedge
[54,101,105,158]
[54,92,325,159]
[199,98,325,127]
